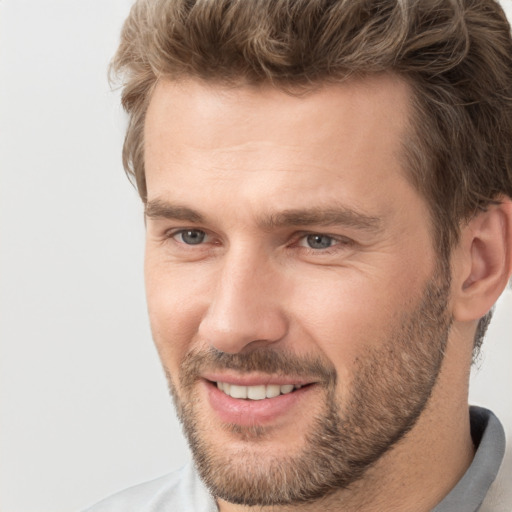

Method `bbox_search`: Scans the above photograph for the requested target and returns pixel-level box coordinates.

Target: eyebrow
[145,199,382,233]
[260,208,382,232]
[145,200,205,223]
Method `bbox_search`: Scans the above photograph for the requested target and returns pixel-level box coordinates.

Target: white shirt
[82,407,509,512]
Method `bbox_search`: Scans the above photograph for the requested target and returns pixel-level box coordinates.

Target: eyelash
[166,228,353,254]
[171,229,211,246]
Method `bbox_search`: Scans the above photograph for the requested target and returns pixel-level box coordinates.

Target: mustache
[178,346,337,389]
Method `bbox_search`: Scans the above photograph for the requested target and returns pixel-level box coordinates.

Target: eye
[300,234,338,250]
[173,229,207,245]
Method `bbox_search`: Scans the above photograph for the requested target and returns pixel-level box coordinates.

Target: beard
[163,264,452,507]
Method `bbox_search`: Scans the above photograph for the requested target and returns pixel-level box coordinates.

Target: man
[85,0,512,510]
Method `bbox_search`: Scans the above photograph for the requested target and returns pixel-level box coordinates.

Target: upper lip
[202,372,315,387]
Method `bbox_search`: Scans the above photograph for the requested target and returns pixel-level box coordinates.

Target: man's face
[143,76,452,506]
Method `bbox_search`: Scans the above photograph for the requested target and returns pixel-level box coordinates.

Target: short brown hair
[111,0,512,348]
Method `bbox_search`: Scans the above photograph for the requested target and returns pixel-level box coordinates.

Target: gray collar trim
[432,406,505,512]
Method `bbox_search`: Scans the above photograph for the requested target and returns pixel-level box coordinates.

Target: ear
[451,198,512,322]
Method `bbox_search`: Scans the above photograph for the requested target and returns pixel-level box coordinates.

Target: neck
[218,404,474,512]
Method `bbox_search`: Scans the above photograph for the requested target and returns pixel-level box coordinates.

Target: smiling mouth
[215,382,306,400]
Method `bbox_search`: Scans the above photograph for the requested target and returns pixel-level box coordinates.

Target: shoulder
[81,463,216,512]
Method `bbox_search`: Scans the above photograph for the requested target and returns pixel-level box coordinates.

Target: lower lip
[203,380,314,426]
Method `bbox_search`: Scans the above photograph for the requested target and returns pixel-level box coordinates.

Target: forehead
[143,75,415,220]
[145,74,411,153]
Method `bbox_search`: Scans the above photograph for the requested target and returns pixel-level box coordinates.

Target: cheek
[289,269,420,376]
[144,257,209,370]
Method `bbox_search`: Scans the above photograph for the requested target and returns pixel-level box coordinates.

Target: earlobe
[452,198,512,322]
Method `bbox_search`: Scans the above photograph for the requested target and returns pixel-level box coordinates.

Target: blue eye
[304,234,336,249]
[175,230,207,245]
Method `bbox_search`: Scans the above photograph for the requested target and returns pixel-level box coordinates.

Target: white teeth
[266,384,281,398]
[216,382,304,400]
[247,385,266,400]
[229,384,248,399]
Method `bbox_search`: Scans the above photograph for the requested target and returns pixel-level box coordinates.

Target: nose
[197,249,289,354]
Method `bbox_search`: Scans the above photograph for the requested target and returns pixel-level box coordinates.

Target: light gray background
[0,1,511,511]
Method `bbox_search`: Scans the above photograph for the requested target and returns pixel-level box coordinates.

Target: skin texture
[143,75,480,511]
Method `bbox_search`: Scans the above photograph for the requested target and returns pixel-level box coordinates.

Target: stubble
[163,265,452,507]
